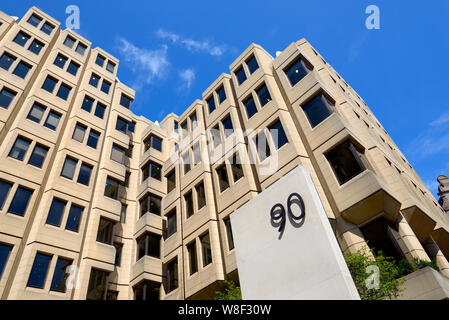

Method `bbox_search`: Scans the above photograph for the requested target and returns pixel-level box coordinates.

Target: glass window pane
[67,62,79,76]
[147,233,161,258]
[72,123,86,142]
[193,142,201,165]
[101,80,111,94]
[63,36,75,49]
[151,136,162,152]
[43,111,61,131]
[230,153,244,183]
[217,165,229,192]
[182,152,191,175]
[86,268,108,300]
[87,130,100,149]
[8,187,33,216]
[235,66,247,85]
[57,83,71,100]
[268,119,288,150]
[222,115,233,138]
[185,191,194,218]
[167,170,176,193]
[166,258,178,292]
[28,39,44,55]
[13,32,30,47]
[13,61,32,79]
[114,243,122,266]
[89,74,99,87]
[115,117,128,133]
[77,163,93,186]
[75,43,87,56]
[167,209,177,238]
[0,87,16,109]
[187,242,198,275]
[42,76,58,93]
[149,195,161,216]
[28,144,49,168]
[65,204,83,232]
[200,233,212,267]
[106,61,115,73]
[81,96,94,112]
[61,157,77,180]
[302,93,334,128]
[120,94,133,109]
[111,145,125,164]
[27,253,52,288]
[196,182,206,210]
[0,53,16,71]
[246,55,259,74]
[0,243,12,279]
[40,22,54,35]
[54,54,67,69]
[27,103,46,123]
[256,83,272,107]
[217,86,226,104]
[95,55,105,67]
[104,177,120,200]
[8,136,31,161]
[150,162,162,180]
[207,95,215,114]
[224,217,235,251]
[50,258,72,292]
[95,103,106,119]
[46,198,67,227]
[284,57,311,86]
[27,14,42,27]
[254,132,271,161]
[326,140,366,185]
[0,180,13,210]
[96,217,114,244]
[243,95,257,119]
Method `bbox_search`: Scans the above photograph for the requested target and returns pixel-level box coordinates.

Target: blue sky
[2,1,449,197]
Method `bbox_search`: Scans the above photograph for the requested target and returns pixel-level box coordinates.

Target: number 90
[270,193,305,233]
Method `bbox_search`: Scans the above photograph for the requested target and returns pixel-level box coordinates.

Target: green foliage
[215,280,242,300]
[396,259,415,277]
[344,247,405,300]
[413,258,440,272]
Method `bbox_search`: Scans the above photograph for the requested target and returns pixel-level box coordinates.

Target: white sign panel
[231,166,360,300]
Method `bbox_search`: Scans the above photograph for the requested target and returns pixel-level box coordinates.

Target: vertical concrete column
[335,217,373,257]
[393,213,430,262]
[424,236,449,278]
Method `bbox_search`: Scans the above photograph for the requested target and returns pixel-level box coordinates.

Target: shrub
[215,280,242,300]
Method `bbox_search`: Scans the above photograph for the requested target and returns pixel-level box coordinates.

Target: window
[75,43,87,56]
[196,182,206,210]
[235,66,247,85]
[40,22,54,35]
[115,117,129,133]
[139,193,162,217]
[61,156,77,180]
[182,151,191,175]
[42,76,58,93]
[128,121,136,133]
[13,61,32,79]
[104,176,122,200]
[29,39,44,55]
[95,55,105,67]
[193,142,201,165]
[94,102,106,119]
[50,257,72,292]
[224,217,234,251]
[217,85,226,104]
[216,165,229,192]
[96,217,114,244]
[67,61,80,76]
[106,61,115,73]
[114,243,123,267]
[77,163,93,186]
[0,180,13,210]
[89,73,99,87]
[254,131,271,161]
[141,161,162,182]
[54,54,68,69]
[184,191,194,218]
[268,119,288,150]
[166,170,176,193]
[0,243,12,279]
[0,53,16,71]
[166,258,178,292]
[120,94,133,109]
[56,83,71,100]
[72,123,86,143]
[243,94,257,119]
[28,144,49,168]
[26,104,43,122]
[65,204,83,232]
[110,144,126,164]
[144,135,162,152]
[246,55,259,74]
[166,209,177,238]
[27,14,42,27]
[134,281,160,300]
[63,36,76,49]
[137,233,161,259]
[284,56,312,86]
[190,112,198,131]
[180,121,188,139]
[8,187,33,216]
[81,96,94,112]
[86,269,108,300]
[27,253,52,288]
[207,95,216,114]
[302,93,334,128]
[230,153,244,183]
[43,111,61,131]
[211,125,221,148]
[13,31,30,46]
[200,232,212,267]
[256,83,271,107]
[0,87,16,109]
[187,242,198,275]
[8,136,31,161]
[87,130,100,149]
[120,204,127,224]
[101,80,111,94]
[46,198,67,227]
[222,115,234,138]
[124,171,130,188]
[325,140,366,185]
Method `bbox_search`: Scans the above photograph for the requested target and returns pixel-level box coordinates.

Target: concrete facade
[0,7,448,300]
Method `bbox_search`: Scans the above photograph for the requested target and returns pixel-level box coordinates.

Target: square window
[95,103,106,119]
[28,144,49,168]
[104,176,122,200]
[9,136,31,161]
[27,253,52,288]
[120,94,133,109]
[72,123,87,143]
[61,156,78,180]
[243,94,257,119]
[96,217,114,244]
[256,83,272,107]
[111,144,126,164]
[50,258,72,293]
[8,187,33,216]
[46,198,67,227]
[56,83,71,100]
[101,80,111,94]
[217,85,226,104]
[28,39,44,55]
[27,14,42,27]
[0,180,13,210]
[106,61,116,73]
[81,96,94,112]
[284,56,312,87]
[87,130,100,149]
[67,61,80,76]
[216,165,229,192]
[75,43,87,56]
[43,111,61,131]
[302,93,334,128]
[95,55,105,67]
[13,61,32,79]
[144,135,162,152]
[54,54,68,69]
[139,193,162,217]
[235,65,247,85]
[206,95,216,114]
[13,31,30,47]
[115,117,128,133]
[27,103,46,123]
[89,73,100,87]
[0,87,16,109]
[0,53,16,71]
[87,268,108,300]
[63,36,76,49]
[40,22,54,35]
[246,55,259,74]
[77,163,93,186]
[42,76,58,93]
[128,121,136,133]
[268,119,288,150]
[325,140,366,185]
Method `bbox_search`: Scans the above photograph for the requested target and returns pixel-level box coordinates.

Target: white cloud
[179,68,196,90]
[156,29,227,57]
[430,110,449,127]
[116,37,169,90]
